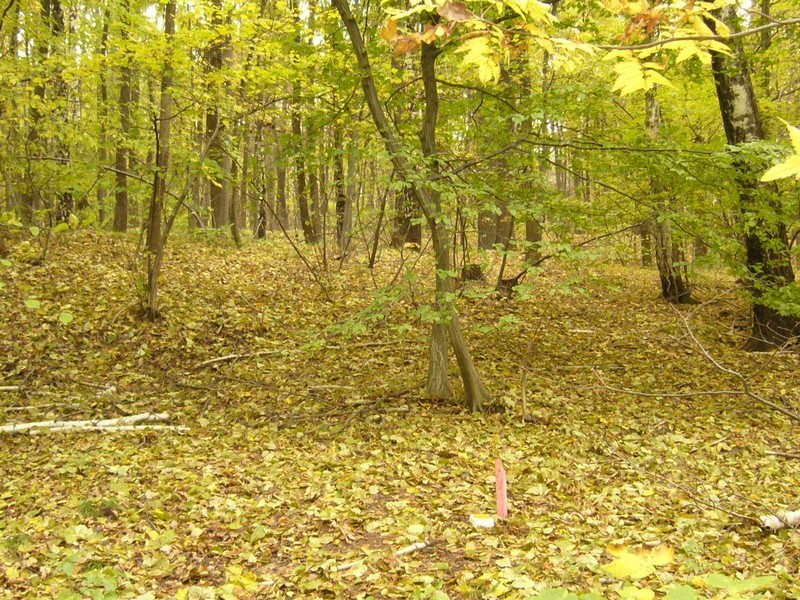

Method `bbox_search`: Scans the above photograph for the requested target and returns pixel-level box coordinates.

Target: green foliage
[757,283,800,318]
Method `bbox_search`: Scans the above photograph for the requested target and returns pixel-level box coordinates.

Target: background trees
[0,0,798,350]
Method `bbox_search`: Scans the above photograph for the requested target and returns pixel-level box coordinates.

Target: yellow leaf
[690,16,715,37]
[381,19,399,43]
[603,555,655,579]
[620,585,656,600]
[761,156,800,182]
[779,119,800,154]
[644,70,673,88]
[643,544,674,566]
[675,44,696,64]
[606,541,629,557]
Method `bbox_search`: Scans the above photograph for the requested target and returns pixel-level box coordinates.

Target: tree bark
[114,0,131,232]
[144,0,176,320]
[206,0,227,229]
[645,88,693,304]
[291,85,315,243]
[708,7,798,350]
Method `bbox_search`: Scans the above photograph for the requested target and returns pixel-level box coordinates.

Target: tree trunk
[478,209,496,250]
[646,88,693,304]
[291,85,315,243]
[391,188,422,248]
[708,7,798,350]
[638,220,653,267]
[276,163,288,230]
[114,0,131,233]
[419,41,490,410]
[144,1,176,320]
[96,9,111,226]
[331,0,491,410]
[206,0,227,229]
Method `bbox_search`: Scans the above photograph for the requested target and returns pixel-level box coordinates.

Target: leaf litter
[0,232,799,599]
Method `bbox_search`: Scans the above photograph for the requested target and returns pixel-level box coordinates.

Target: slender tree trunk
[708,7,798,350]
[96,9,111,226]
[391,188,422,248]
[478,210,496,249]
[291,85,315,242]
[333,125,349,251]
[388,55,421,249]
[144,1,175,320]
[206,0,227,229]
[332,0,491,410]
[276,163,288,230]
[114,0,131,232]
[419,41,490,409]
[646,88,693,304]
[638,220,653,267]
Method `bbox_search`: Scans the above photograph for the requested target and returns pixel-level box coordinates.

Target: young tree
[114,0,133,232]
[645,88,693,304]
[331,0,492,410]
[144,0,176,319]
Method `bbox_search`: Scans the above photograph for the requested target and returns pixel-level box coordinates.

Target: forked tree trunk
[708,8,798,350]
[331,0,491,411]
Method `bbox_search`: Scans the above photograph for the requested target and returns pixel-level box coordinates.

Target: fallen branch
[759,510,800,532]
[194,351,282,370]
[32,424,189,434]
[0,412,179,434]
[689,434,731,454]
[0,386,20,392]
[766,450,800,460]
[4,403,80,412]
[589,307,800,425]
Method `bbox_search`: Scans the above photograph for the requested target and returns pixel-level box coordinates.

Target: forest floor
[0,230,799,600]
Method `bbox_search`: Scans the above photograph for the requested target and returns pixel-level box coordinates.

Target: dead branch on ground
[0,412,186,434]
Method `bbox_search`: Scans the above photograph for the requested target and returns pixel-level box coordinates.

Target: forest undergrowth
[1,231,799,599]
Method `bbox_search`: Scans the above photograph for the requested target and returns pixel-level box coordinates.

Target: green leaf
[58,311,74,324]
[53,222,70,233]
[29,226,40,236]
[705,573,777,593]
[532,589,578,600]
[250,525,267,542]
[665,584,698,600]
[24,298,41,309]
[761,155,800,181]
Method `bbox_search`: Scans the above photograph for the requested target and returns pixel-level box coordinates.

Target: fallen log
[0,412,182,434]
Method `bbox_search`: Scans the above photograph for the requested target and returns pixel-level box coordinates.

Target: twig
[670,306,800,424]
[332,383,422,434]
[395,538,444,556]
[604,441,760,525]
[3,403,80,412]
[194,350,282,370]
[765,451,800,460]
[31,425,189,434]
[689,434,731,454]
[0,386,20,391]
